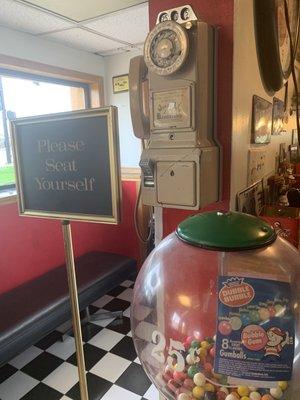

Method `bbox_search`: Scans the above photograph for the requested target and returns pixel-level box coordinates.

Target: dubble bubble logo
[219,277,255,307]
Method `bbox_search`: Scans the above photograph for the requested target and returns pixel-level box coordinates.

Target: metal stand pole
[62,220,89,400]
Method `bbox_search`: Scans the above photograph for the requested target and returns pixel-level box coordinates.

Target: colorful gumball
[249,392,261,400]
[230,316,242,331]
[188,365,200,378]
[209,346,216,358]
[203,383,215,392]
[261,395,273,400]
[204,362,213,373]
[193,372,206,387]
[218,320,232,335]
[274,304,285,316]
[183,378,195,391]
[237,386,250,397]
[225,395,238,400]
[219,387,229,395]
[177,393,191,400]
[248,309,260,323]
[186,354,194,365]
[193,386,205,399]
[258,307,270,321]
[268,306,276,318]
[270,387,283,399]
[216,392,226,400]
[241,313,251,326]
[278,381,287,391]
[173,370,187,381]
[191,340,201,348]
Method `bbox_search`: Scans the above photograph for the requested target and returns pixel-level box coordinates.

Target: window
[0,71,90,190]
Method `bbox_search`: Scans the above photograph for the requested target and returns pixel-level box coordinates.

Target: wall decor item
[272,97,285,135]
[11,107,121,223]
[252,95,272,144]
[112,74,129,93]
[237,180,264,216]
[254,0,299,94]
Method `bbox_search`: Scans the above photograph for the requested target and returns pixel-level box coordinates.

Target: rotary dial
[144,21,189,76]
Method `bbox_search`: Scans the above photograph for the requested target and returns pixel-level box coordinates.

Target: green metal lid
[176,211,277,251]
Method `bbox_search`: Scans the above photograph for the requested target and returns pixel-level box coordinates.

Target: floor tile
[21,352,64,381]
[43,362,79,394]
[115,363,151,396]
[67,343,106,370]
[0,364,18,384]
[120,280,134,288]
[90,353,131,383]
[66,372,112,400]
[88,304,99,315]
[110,336,137,361]
[79,323,102,342]
[127,330,133,337]
[47,336,76,360]
[134,357,141,365]
[88,328,124,351]
[90,312,116,328]
[103,298,131,312]
[101,384,142,400]
[106,316,131,335]
[0,371,38,400]
[35,331,62,350]
[60,397,73,400]
[107,286,127,297]
[9,346,43,369]
[20,382,62,400]
[92,295,114,309]
[123,306,131,318]
[117,288,133,302]
[143,384,159,400]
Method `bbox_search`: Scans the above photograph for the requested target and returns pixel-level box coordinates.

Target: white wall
[231,0,295,209]
[0,26,105,77]
[104,50,142,167]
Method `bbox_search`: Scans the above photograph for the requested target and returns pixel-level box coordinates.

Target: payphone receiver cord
[134,138,154,244]
[284,0,300,145]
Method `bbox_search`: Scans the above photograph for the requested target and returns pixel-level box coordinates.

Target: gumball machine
[131,211,300,400]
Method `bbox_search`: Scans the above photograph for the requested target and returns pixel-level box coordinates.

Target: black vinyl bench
[0,251,136,366]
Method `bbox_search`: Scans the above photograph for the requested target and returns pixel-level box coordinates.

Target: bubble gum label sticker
[214,276,295,382]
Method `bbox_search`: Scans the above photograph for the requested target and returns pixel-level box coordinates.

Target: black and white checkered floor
[0,280,159,400]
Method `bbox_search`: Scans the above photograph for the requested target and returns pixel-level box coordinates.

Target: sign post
[11,107,121,400]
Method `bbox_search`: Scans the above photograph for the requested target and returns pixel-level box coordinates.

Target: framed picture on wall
[272,97,284,135]
[112,74,129,93]
[252,95,272,144]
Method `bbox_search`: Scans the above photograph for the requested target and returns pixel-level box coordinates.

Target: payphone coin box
[131,211,300,400]
[129,5,220,210]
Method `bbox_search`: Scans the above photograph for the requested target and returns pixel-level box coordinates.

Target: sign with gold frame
[11,107,121,224]
[112,74,129,93]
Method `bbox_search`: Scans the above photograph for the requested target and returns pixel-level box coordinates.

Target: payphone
[129,5,220,209]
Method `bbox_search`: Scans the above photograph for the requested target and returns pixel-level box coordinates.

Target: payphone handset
[129,5,220,210]
[129,56,150,139]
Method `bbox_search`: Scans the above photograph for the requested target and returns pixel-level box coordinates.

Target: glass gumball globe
[131,212,300,400]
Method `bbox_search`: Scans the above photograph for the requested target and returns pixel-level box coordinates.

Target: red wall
[149,0,234,236]
[0,180,139,294]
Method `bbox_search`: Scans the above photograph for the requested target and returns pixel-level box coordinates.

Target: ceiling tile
[0,0,73,34]
[21,0,147,22]
[43,28,123,53]
[97,44,143,57]
[84,3,149,44]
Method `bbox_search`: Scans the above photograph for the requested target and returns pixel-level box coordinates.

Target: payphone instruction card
[214,276,295,382]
